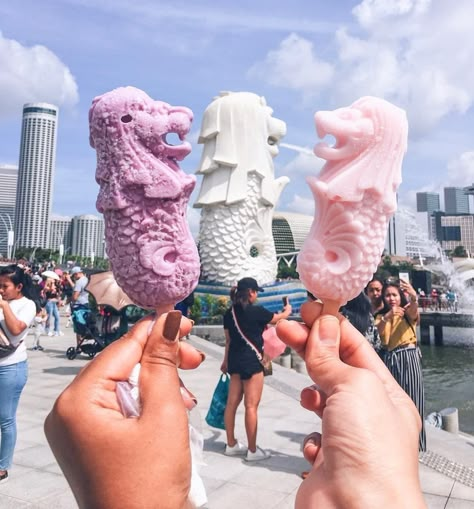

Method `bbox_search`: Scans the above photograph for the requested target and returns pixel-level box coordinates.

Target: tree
[277,259,298,279]
[453,245,468,257]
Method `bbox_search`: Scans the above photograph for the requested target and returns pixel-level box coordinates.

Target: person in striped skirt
[375,277,426,452]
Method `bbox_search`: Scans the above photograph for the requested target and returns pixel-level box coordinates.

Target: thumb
[139,311,186,423]
[304,315,351,395]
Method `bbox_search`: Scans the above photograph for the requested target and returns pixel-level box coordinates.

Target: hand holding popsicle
[275,304,426,509]
[297,97,408,314]
[45,312,203,509]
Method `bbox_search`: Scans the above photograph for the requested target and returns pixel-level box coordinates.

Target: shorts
[228,354,263,380]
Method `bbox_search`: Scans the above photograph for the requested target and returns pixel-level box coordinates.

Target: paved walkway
[0,318,473,508]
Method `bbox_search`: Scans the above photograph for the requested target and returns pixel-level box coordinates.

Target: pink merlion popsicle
[297,96,408,313]
[89,86,200,311]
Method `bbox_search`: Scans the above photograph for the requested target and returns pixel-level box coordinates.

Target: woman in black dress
[221,277,291,461]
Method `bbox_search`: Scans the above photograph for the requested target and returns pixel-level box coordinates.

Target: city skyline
[2,1,474,236]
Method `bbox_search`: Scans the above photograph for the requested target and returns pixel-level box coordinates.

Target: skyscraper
[14,103,58,248]
[444,187,470,214]
[416,192,440,214]
[49,214,72,252]
[72,214,105,259]
[0,164,18,258]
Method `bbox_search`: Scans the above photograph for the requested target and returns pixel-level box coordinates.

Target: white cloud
[400,151,474,213]
[0,33,79,119]
[446,152,474,186]
[250,1,474,136]
[352,0,431,29]
[247,34,334,99]
[286,193,314,216]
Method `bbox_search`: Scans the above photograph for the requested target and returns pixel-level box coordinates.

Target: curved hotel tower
[14,103,58,248]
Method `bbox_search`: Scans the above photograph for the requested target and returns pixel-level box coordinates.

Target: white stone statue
[194,91,289,286]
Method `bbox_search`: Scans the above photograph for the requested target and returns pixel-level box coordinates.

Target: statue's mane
[195,91,286,207]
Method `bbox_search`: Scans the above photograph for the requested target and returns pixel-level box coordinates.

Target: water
[421,327,474,434]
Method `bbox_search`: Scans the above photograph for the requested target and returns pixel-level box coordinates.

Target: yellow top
[375,314,418,351]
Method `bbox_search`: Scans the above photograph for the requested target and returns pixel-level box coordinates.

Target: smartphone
[282,296,289,307]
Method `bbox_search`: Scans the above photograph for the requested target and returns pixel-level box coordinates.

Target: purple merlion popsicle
[89,86,200,311]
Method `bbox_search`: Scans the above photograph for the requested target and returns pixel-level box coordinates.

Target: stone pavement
[0,317,473,508]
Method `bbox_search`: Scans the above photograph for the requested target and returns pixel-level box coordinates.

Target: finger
[74,315,156,383]
[302,432,322,465]
[180,379,197,410]
[75,314,195,383]
[304,315,352,394]
[300,300,323,328]
[338,318,404,393]
[178,342,205,369]
[275,320,310,356]
[300,385,327,417]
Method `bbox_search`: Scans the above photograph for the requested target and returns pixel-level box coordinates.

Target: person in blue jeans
[43,277,63,337]
[0,265,37,483]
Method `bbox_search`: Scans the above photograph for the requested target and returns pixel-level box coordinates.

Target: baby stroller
[66,305,128,360]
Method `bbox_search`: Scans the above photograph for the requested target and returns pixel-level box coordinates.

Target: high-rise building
[71,214,105,259]
[416,192,440,214]
[0,164,18,258]
[444,187,470,214]
[14,103,58,248]
[49,215,72,252]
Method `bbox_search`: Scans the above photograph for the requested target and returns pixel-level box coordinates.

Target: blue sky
[2,0,474,235]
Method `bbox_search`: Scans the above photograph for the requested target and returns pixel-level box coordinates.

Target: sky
[2,0,474,236]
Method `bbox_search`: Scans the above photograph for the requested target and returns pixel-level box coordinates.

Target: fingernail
[163,311,181,341]
[318,315,339,345]
[198,350,206,362]
[189,319,195,327]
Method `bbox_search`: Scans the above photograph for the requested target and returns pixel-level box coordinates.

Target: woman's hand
[220,360,228,374]
[400,279,417,301]
[388,305,405,319]
[276,302,426,509]
[45,311,204,509]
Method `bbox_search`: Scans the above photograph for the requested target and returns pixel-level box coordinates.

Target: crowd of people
[0,263,429,508]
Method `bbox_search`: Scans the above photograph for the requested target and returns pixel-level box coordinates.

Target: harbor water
[421,326,474,434]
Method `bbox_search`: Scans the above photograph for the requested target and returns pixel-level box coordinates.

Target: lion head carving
[313,96,408,214]
[89,86,196,212]
[194,91,287,207]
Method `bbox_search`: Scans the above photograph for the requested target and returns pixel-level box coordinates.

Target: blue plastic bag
[205,374,230,429]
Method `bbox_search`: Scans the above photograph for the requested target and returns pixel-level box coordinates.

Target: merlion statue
[194,91,289,286]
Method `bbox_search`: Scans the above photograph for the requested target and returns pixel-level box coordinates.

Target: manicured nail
[318,315,339,345]
[189,319,195,327]
[198,350,206,362]
[163,311,181,341]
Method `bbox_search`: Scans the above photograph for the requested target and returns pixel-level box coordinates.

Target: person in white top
[0,265,37,483]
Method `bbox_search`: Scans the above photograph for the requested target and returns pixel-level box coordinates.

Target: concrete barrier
[440,407,459,434]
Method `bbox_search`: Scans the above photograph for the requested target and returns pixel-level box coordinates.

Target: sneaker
[224,441,247,456]
[54,331,64,337]
[0,470,8,483]
[37,345,44,351]
[32,346,38,351]
[245,447,271,462]
[47,332,54,337]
